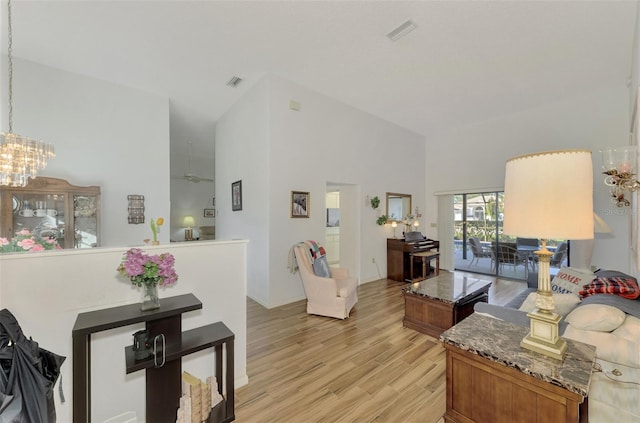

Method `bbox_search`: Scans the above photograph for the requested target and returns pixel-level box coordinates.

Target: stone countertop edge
[403,279,491,305]
[440,313,596,397]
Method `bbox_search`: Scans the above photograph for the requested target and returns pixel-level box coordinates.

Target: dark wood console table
[72,293,235,423]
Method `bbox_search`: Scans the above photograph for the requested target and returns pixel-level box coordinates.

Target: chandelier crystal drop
[0,0,55,187]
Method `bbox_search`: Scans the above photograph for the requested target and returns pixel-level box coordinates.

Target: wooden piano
[387,233,440,282]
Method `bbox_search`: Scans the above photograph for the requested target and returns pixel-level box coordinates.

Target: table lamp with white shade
[503,149,593,360]
[183,215,196,241]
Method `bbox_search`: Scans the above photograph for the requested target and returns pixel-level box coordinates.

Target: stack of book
[176,371,222,423]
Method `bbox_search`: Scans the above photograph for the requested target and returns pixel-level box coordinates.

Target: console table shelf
[125,322,234,373]
[72,293,235,423]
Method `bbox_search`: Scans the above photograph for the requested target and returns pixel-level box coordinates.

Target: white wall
[216,75,425,308]
[0,241,248,422]
[0,57,171,246]
[425,84,631,272]
[216,78,271,305]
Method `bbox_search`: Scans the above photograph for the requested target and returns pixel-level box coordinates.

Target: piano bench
[411,251,440,282]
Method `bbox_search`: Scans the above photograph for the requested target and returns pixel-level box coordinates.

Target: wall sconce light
[602,146,640,207]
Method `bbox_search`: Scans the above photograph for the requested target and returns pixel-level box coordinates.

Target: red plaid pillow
[579,276,640,300]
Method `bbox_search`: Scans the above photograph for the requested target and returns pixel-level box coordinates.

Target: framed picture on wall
[291,191,310,218]
[204,208,215,217]
[232,180,242,211]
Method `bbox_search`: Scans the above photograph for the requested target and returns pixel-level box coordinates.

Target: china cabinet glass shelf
[0,177,100,249]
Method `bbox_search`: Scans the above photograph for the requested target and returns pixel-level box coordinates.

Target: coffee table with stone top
[402,272,492,337]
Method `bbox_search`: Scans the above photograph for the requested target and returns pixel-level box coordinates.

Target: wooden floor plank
[235,271,523,422]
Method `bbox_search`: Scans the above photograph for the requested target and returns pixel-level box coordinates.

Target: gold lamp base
[520,242,567,361]
[521,309,567,360]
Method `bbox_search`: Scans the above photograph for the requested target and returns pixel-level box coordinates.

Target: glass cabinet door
[12,193,67,248]
[73,195,98,248]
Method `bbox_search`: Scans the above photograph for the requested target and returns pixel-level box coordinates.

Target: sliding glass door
[454,192,528,280]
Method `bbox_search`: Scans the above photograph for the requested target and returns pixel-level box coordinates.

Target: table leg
[410,254,415,281]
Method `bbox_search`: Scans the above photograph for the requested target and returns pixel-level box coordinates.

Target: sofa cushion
[551,267,594,295]
[336,277,356,298]
[518,292,580,317]
[563,325,640,368]
[612,315,640,344]
[565,304,626,332]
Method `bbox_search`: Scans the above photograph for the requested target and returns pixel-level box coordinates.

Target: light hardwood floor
[235,271,526,422]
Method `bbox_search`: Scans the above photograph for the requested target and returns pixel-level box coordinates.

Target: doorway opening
[326,183,359,282]
[326,190,340,265]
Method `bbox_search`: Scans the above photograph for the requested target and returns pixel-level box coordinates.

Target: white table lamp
[503,149,593,360]
[183,215,196,241]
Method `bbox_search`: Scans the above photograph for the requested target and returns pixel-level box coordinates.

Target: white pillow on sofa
[565,304,626,332]
[613,314,640,343]
[519,292,580,317]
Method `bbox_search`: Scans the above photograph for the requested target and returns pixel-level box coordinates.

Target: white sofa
[561,294,640,423]
[292,244,358,319]
[476,282,640,422]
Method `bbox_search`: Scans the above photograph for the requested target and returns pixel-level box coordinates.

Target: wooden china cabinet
[0,176,100,249]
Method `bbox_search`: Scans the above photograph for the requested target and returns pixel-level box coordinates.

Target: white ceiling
[2,1,638,157]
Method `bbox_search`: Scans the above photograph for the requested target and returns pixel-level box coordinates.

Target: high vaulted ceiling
[1,1,637,157]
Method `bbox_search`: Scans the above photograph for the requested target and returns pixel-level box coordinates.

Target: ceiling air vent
[386,20,417,42]
[226,76,243,87]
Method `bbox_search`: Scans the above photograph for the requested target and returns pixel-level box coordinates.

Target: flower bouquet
[0,229,61,253]
[116,247,178,310]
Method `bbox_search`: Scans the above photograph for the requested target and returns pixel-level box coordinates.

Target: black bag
[0,309,65,423]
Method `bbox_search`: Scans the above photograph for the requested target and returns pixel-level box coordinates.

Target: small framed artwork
[232,180,243,211]
[291,191,310,218]
[204,208,215,218]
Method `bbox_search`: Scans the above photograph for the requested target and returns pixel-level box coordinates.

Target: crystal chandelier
[0,0,54,187]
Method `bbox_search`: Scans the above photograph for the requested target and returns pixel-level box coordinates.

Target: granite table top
[440,313,596,397]
[402,272,492,305]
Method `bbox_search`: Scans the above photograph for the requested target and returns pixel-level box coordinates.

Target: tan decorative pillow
[551,267,594,295]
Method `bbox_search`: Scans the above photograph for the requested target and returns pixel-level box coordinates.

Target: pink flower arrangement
[116,248,179,287]
[0,229,61,253]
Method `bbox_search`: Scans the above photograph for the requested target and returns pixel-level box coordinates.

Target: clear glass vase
[140,283,160,311]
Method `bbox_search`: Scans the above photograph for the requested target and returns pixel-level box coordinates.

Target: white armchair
[293,244,358,319]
